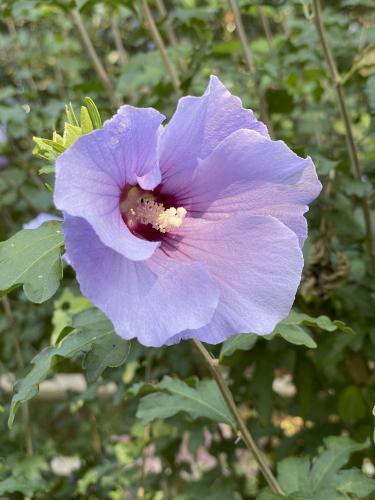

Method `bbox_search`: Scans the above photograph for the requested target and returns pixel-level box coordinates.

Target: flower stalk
[312,0,375,277]
[191,340,285,496]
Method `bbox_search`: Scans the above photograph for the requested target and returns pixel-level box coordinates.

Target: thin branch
[312,0,375,277]
[258,6,274,55]
[192,340,285,496]
[155,0,178,47]
[140,0,181,96]
[139,351,152,500]
[227,0,273,136]
[111,16,129,65]
[155,0,187,72]
[2,297,33,456]
[71,9,120,109]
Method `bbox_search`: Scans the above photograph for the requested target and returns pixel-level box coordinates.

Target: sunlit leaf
[0,221,64,303]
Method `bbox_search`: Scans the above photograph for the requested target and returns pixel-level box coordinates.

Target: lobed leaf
[257,437,372,500]
[137,376,235,426]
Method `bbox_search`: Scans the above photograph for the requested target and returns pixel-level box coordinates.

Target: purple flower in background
[0,156,7,169]
[54,76,321,347]
[0,126,8,169]
[23,213,62,230]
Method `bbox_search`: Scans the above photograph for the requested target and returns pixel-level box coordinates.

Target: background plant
[1,0,375,498]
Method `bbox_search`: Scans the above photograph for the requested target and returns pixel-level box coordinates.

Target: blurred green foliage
[1,0,375,498]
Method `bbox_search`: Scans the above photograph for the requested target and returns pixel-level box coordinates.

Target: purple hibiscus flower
[54,76,321,347]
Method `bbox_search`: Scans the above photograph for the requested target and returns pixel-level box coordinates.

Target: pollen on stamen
[136,198,187,233]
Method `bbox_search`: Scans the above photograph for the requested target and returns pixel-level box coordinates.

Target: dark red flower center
[120,185,185,242]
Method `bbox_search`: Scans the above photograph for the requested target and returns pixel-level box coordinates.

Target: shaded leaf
[8,309,114,427]
[309,436,369,492]
[220,333,257,359]
[266,88,294,113]
[137,376,235,426]
[258,437,371,500]
[84,333,130,383]
[277,456,311,494]
[337,385,367,425]
[335,468,375,496]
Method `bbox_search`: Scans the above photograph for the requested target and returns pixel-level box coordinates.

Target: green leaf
[275,323,317,348]
[80,106,93,134]
[33,137,66,154]
[335,468,375,496]
[84,333,130,383]
[256,491,298,500]
[219,311,353,357]
[337,385,367,425]
[51,288,92,344]
[266,88,294,114]
[220,333,257,359]
[273,311,354,348]
[52,131,64,145]
[0,221,64,303]
[63,123,82,147]
[136,376,235,426]
[32,137,64,161]
[38,166,55,175]
[309,436,369,493]
[65,102,79,126]
[0,476,40,497]
[85,96,102,129]
[8,309,115,427]
[277,456,311,494]
[286,311,355,335]
[259,437,371,500]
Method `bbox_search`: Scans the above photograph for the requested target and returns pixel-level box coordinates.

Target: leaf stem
[312,0,375,277]
[140,0,182,96]
[2,297,33,456]
[71,9,120,109]
[191,340,284,495]
[227,0,273,137]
